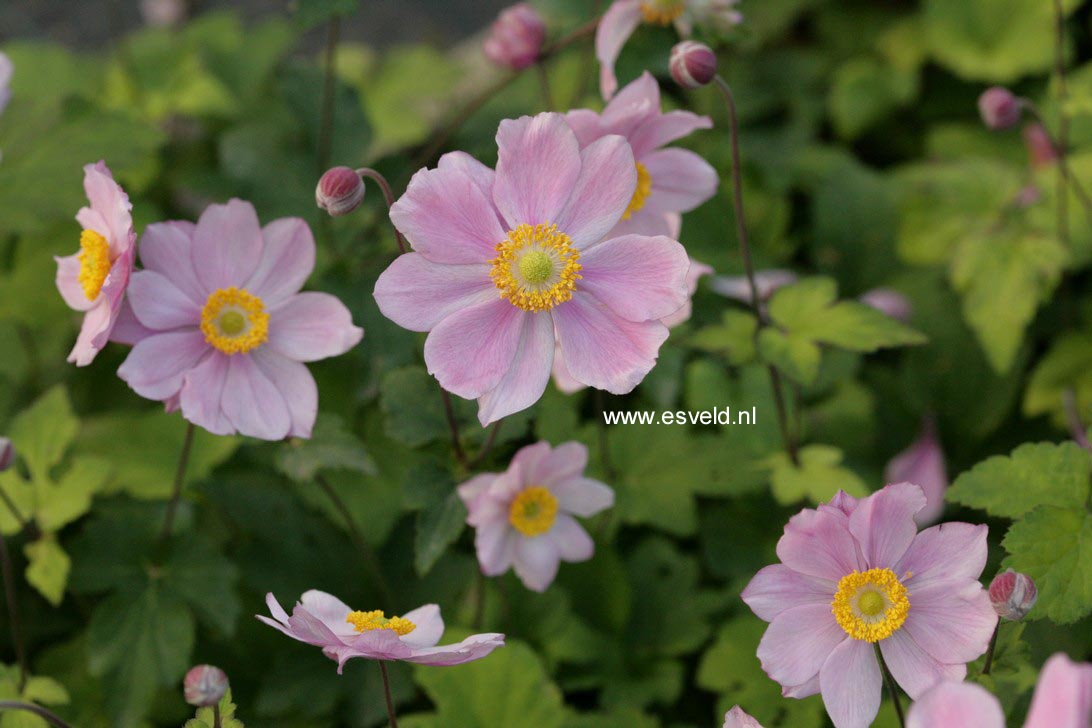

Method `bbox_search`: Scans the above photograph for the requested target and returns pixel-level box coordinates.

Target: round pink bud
[183,665,229,707]
[989,569,1037,621]
[316,166,364,217]
[978,87,1021,131]
[0,438,12,472]
[670,41,717,90]
[483,4,546,71]
[1023,123,1058,169]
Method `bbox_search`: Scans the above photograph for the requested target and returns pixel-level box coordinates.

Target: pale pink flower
[1023,123,1058,169]
[259,591,504,673]
[117,199,363,440]
[884,416,948,527]
[374,113,690,425]
[741,483,996,728]
[457,441,614,592]
[860,287,912,323]
[907,653,1092,728]
[709,269,797,303]
[0,52,11,115]
[724,705,764,728]
[483,3,546,71]
[55,161,137,366]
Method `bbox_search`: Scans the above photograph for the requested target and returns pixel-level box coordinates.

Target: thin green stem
[1021,102,1092,225]
[875,645,906,727]
[1053,0,1069,249]
[982,617,1001,675]
[1063,389,1092,452]
[0,534,27,691]
[0,702,73,728]
[379,661,399,728]
[159,422,196,545]
[317,14,342,175]
[439,389,468,468]
[468,421,502,470]
[356,168,406,253]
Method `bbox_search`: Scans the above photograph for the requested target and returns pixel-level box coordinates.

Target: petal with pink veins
[179,352,234,436]
[373,254,495,333]
[246,218,315,306]
[513,535,561,592]
[895,522,987,592]
[640,148,719,214]
[577,234,690,321]
[138,221,205,303]
[820,638,882,728]
[848,482,927,568]
[476,310,555,425]
[117,330,209,401]
[742,564,836,623]
[554,135,636,249]
[221,354,293,440]
[906,681,1004,728]
[127,270,202,330]
[268,292,363,362]
[493,113,582,227]
[902,581,996,666]
[191,199,264,292]
[251,347,319,439]
[879,629,966,700]
[423,297,525,400]
[757,603,847,688]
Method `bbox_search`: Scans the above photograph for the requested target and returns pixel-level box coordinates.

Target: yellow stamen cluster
[508,486,559,537]
[200,287,269,355]
[345,610,417,636]
[77,229,112,300]
[623,162,653,220]
[831,568,910,643]
[640,0,686,25]
[490,223,582,312]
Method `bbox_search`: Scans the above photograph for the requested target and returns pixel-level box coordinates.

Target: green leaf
[414,492,467,577]
[381,366,452,447]
[35,457,110,532]
[967,623,1037,712]
[292,0,360,28]
[1003,506,1092,624]
[688,310,758,365]
[24,536,70,606]
[1023,334,1092,428]
[828,56,917,139]
[767,444,869,504]
[757,328,821,385]
[563,709,659,728]
[276,414,376,482]
[8,387,77,480]
[187,689,245,728]
[163,534,241,635]
[948,442,1091,519]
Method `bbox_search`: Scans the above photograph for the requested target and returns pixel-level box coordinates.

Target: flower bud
[860,288,912,323]
[0,438,12,472]
[483,4,546,71]
[316,166,365,217]
[1023,123,1058,169]
[978,87,1021,131]
[670,41,717,89]
[989,569,1037,621]
[183,665,229,707]
[724,705,764,728]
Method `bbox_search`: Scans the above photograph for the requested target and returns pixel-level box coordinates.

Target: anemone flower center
[508,486,558,537]
[831,568,910,643]
[77,229,112,301]
[346,610,416,636]
[623,161,653,220]
[490,223,582,313]
[200,287,269,355]
[640,0,686,25]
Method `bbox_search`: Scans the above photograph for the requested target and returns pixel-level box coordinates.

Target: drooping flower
[483,3,546,71]
[741,483,996,728]
[55,161,137,366]
[884,416,947,527]
[0,52,12,115]
[457,441,614,592]
[978,87,1021,131]
[723,705,764,728]
[907,653,1092,728]
[374,113,691,425]
[117,199,363,440]
[595,0,740,99]
[259,591,504,673]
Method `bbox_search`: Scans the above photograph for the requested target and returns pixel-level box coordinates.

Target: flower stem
[439,389,469,468]
[1053,0,1069,249]
[1020,102,1092,223]
[159,422,196,545]
[875,645,906,727]
[213,704,222,728]
[379,661,399,728]
[712,75,800,466]
[468,420,503,469]
[0,534,27,691]
[0,702,73,728]
[356,168,406,253]
[317,14,341,175]
[1063,389,1092,452]
[982,616,1001,676]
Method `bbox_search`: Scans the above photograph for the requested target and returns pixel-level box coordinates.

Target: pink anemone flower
[0,52,11,114]
[723,706,764,727]
[884,416,948,527]
[741,483,996,728]
[258,591,504,673]
[457,441,614,592]
[117,199,362,440]
[374,113,690,425]
[907,652,1092,728]
[55,161,137,366]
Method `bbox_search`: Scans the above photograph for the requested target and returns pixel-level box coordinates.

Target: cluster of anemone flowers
[35,3,1092,728]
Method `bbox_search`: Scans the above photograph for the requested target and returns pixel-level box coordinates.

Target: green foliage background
[1,0,1091,725]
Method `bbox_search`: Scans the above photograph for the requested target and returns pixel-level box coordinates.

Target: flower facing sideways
[741,483,996,728]
[458,441,614,592]
[55,161,137,366]
[374,113,691,425]
[258,590,504,673]
[117,199,363,440]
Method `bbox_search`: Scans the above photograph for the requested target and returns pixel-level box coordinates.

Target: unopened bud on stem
[316,166,365,217]
[183,664,229,707]
[989,569,1037,621]
[670,41,717,89]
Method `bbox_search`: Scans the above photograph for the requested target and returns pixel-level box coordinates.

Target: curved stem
[875,645,906,727]
[379,661,399,728]
[356,168,406,253]
[1022,102,1092,223]
[981,617,1001,676]
[0,488,29,536]
[439,389,468,468]
[159,422,196,546]
[468,421,502,470]
[713,75,799,465]
[0,534,27,691]
[0,702,73,728]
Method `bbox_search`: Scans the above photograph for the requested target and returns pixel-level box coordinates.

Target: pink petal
[458,473,501,521]
[82,161,134,257]
[641,148,719,214]
[179,351,234,436]
[550,477,614,518]
[221,354,292,440]
[138,221,205,303]
[268,292,363,362]
[775,507,862,582]
[741,564,836,623]
[578,234,690,321]
[251,348,319,439]
[390,165,505,265]
[245,218,315,306]
[526,441,588,485]
[723,706,765,728]
[607,207,679,238]
[784,674,821,699]
[475,520,517,576]
[554,135,636,249]
[400,604,444,648]
[879,629,966,700]
[563,109,606,147]
[437,151,496,201]
[476,311,555,425]
[902,581,995,665]
[548,514,595,562]
[552,292,669,394]
[373,253,496,333]
[508,440,550,481]
[298,589,356,637]
[109,298,154,345]
[848,482,927,568]
[895,523,988,592]
[884,418,948,527]
[551,343,586,394]
[117,330,209,401]
[67,300,113,366]
[661,257,714,328]
[404,632,505,666]
[191,199,264,292]
[493,113,582,227]
[629,110,713,159]
[757,603,847,688]
[906,681,1004,728]
[423,298,525,400]
[601,71,660,136]
[338,629,414,667]
[1025,653,1092,728]
[127,270,202,330]
[595,3,642,100]
[266,592,290,623]
[56,253,94,312]
[820,638,882,728]
[513,535,561,592]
